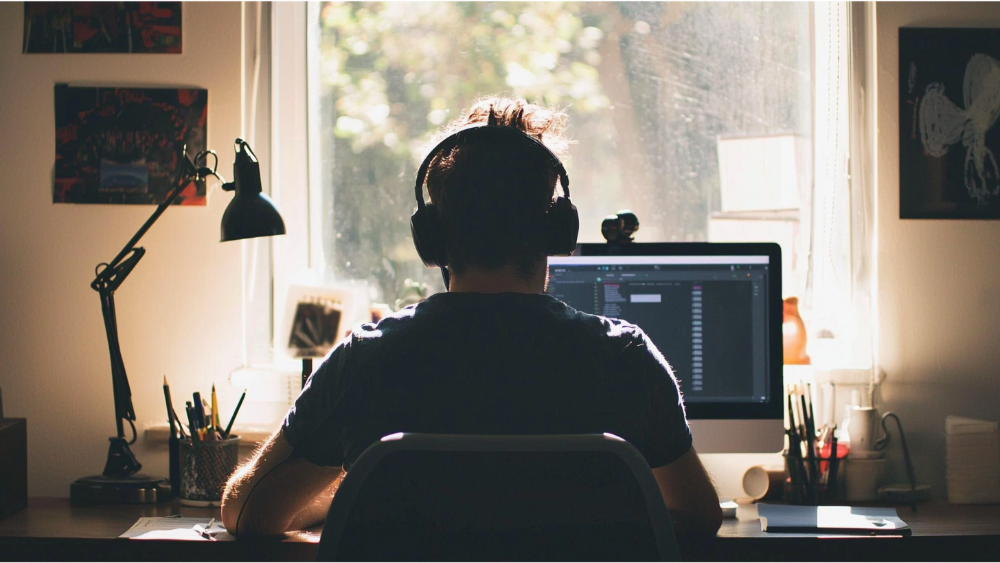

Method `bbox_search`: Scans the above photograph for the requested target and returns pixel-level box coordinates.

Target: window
[259,2,870,402]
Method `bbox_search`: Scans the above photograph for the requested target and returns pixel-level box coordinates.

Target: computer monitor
[547,242,784,453]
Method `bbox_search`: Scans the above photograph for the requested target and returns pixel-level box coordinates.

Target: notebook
[757,504,912,536]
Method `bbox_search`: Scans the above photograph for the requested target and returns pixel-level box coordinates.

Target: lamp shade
[221,139,286,242]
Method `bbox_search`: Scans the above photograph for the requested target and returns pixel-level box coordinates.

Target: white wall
[0,2,246,496]
[876,2,1000,498]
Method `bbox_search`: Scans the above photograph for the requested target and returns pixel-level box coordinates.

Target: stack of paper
[756,504,910,535]
[945,416,1000,504]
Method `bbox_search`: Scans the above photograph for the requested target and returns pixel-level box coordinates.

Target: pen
[194,518,217,541]
[163,376,180,494]
[186,401,201,443]
[801,392,817,489]
[222,389,247,440]
[193,392,205,429]
[202,398,216,440]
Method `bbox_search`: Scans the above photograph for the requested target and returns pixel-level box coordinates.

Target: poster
[899,28,1000,219]
[54,85,208,205]
[23,2,181,54]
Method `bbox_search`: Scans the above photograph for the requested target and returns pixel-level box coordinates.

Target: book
[757,504,912,536]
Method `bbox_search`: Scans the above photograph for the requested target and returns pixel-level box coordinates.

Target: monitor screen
[547,243,783,424]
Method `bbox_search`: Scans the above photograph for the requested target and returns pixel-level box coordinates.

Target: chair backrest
[317,433,680,561]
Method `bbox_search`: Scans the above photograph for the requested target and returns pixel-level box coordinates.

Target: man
[221,97,722,537]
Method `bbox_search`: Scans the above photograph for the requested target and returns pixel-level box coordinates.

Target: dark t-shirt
[282,292,692,470]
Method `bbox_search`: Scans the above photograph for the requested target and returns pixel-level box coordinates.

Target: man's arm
[651,447,723,536]
[221,428,343,537]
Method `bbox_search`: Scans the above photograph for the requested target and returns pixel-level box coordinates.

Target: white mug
[849,407,884,459]
[845,458,887,501]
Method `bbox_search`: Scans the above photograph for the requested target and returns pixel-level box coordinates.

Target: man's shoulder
[346,291,651,353]
[552,301,648,344]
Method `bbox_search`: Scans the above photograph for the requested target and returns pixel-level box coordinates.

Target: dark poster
[23,2,181,54]
[54,85,208,205]
[899,28,1000,219]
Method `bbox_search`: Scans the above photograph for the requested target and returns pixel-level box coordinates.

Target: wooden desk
[2,498,999,561]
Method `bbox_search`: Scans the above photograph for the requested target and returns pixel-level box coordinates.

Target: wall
[0,3,246,496]
[876,2,1000,498]
[4,0,999,502]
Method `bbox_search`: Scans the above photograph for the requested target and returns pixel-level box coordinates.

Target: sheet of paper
[120,516,228,541]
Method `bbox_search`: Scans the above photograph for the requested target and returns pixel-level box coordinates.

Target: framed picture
[23,2,181,54]
[899,28,1000,219]
[282,285,358,359]
[54,85,207,205]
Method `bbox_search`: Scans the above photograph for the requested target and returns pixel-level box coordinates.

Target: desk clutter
[163,378,245,506]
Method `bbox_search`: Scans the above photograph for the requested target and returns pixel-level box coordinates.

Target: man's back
[221,97,721,538]
[283,292,692,471]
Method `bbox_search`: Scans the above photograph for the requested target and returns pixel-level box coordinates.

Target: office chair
[317,433,680,562]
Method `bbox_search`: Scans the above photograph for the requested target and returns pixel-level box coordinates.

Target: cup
[849,407,884,459]
[178,435,241,506]
[743,465,785,501]
[845,458,886,501]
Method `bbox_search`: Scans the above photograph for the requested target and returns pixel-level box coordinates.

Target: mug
[845,458,887,501]
[743,465,785,501]
[849,407,884,459]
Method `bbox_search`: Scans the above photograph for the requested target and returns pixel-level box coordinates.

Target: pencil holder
[178,435,240,506]
[783,453,841,505]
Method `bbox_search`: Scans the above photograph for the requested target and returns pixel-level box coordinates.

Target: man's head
[422,97,570,279]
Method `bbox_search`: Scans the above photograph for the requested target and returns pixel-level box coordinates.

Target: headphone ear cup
[410,204,447,268]
[544,197,579,256]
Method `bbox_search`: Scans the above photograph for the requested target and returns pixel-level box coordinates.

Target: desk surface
[2,498,999,561]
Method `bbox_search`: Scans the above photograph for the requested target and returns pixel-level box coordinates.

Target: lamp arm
[96,152,203,279]
[89,146,221,478]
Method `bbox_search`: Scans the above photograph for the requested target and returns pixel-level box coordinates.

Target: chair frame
[318,432,679,561]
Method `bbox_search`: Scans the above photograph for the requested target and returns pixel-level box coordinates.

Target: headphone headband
[413,125,570,210]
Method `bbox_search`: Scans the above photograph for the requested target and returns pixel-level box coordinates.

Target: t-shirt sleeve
[624,329,693,468]
[281,338,354,468]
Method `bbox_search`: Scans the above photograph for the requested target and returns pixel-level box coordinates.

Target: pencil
[211,384,221,430]
[222,389,247,440]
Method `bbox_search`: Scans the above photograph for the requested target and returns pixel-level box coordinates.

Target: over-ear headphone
[410,125,579,273]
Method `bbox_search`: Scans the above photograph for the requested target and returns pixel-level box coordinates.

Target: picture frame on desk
[282,284,357,360]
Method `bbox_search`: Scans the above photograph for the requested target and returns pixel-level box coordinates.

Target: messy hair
[424,96,570,278]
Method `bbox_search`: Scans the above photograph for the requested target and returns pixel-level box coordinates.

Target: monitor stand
[689,419,784,453]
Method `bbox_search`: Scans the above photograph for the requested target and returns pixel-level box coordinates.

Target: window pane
[314,1,812,306]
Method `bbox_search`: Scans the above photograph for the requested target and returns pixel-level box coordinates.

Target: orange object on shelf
[782,297,811,365]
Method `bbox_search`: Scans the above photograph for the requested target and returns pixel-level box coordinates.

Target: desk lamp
[70,139,285,504]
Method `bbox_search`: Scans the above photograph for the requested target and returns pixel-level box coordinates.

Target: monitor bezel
[564,242,784,421]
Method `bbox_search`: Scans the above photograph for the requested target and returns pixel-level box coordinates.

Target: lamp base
[70,474,171,505]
